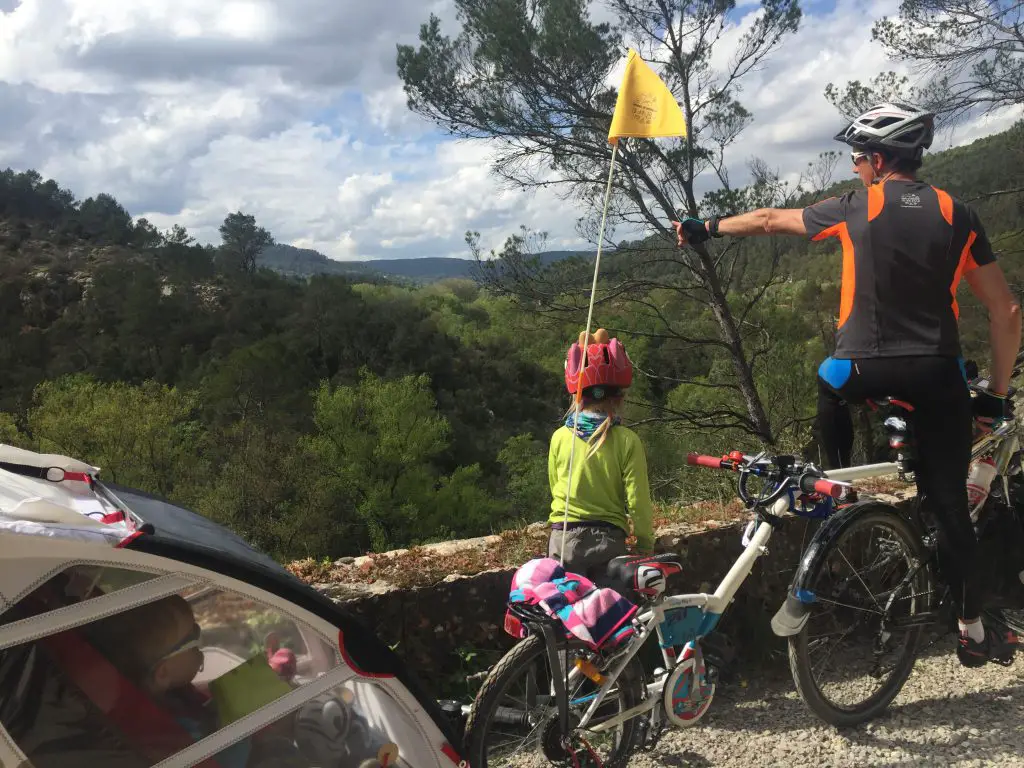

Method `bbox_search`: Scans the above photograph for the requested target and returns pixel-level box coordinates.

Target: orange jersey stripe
[932,186,954,225]
[950,230,978,319]
[867,183,885,222]
[814,222,857,327]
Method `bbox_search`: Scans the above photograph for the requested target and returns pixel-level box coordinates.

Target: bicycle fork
[538,621,571,738]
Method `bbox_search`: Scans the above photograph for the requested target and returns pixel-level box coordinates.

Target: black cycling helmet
[833,103,935,160]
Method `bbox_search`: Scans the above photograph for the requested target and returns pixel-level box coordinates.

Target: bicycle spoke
[471,637,637,767]
[837,545,884,613]
[811,622,858,679]
[798,517,925,707]
[811,595,884,615]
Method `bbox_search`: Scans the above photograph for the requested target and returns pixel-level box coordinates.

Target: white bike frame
[576,459,907,734]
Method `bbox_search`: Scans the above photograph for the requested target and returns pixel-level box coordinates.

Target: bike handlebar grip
[803,476,843,499]
[686,453,725,469]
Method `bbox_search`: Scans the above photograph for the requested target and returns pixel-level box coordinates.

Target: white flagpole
[560,140,620,565]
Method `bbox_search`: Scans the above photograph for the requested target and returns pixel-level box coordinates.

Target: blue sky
[0,0,1018,261]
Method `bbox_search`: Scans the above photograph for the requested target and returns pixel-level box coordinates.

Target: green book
[208,654,294,726]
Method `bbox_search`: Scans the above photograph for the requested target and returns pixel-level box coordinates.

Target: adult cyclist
[673,103,1022,668]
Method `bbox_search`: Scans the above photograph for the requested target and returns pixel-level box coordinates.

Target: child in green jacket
[548,329,655,580]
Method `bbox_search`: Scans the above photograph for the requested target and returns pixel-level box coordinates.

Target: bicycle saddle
[606,553,682,599]
[866,396,915,412]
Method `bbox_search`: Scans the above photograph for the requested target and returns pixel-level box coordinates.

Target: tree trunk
[697,249,775,445]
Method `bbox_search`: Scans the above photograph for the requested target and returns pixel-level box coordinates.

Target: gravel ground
[631,643,1024,767]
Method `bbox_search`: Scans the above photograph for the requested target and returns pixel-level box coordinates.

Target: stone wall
[315,492,912,695]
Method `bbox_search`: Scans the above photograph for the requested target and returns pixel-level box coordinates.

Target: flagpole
[560,140,620,565]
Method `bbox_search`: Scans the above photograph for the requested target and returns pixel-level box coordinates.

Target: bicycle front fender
[771,499,905,637]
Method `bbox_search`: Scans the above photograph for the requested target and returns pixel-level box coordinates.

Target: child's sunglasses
[153,622,203,667]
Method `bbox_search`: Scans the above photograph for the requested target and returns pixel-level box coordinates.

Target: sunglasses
[152,622,203,669]
[851,150,872,164]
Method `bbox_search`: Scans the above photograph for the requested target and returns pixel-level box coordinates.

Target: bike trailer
[0,444,465,768]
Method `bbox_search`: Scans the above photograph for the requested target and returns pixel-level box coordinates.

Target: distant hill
[258,244,379,280]
[258,244,590,283]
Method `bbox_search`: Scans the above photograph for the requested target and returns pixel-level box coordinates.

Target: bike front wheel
[464,634,644,767]
[789,502,931,727]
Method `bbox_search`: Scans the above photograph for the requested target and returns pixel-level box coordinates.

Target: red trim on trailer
[441,742,466,765]
[115,530,145,548]
[338,630,394,679]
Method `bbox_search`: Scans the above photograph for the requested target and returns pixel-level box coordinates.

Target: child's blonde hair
[566,390,624,460]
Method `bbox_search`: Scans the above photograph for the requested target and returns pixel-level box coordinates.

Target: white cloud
[712,0,905,185]
[936,104,1024,149]
[0,0,1016,265]
[363,84,430,138]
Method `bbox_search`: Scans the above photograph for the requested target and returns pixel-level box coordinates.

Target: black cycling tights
[817,355,979,619]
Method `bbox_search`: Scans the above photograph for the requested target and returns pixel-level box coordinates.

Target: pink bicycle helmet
[564,328,633,394]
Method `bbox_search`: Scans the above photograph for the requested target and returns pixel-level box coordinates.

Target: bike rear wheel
[789,503,930,727]
[464,634,644,767]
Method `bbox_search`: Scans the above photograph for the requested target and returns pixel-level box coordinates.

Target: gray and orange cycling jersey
[802,179,996,359]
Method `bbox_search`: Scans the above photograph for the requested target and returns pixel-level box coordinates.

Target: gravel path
[631,643,1024,767]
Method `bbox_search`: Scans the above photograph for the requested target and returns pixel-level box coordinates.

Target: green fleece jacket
[547,424,655,551]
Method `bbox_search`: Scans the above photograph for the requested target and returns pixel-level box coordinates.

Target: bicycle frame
[773,414,1021,637]
[578,508,776,733]
[566,456,887,734]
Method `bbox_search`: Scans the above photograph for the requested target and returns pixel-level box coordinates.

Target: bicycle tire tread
[788,503,927,727]
[464,634,643,767]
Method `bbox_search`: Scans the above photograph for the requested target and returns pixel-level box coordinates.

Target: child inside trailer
[0,577,406,768]
[88,594,403,768]
[88,594,302,768]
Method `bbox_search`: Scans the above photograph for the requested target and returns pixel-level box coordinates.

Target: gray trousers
[547,524,627,583]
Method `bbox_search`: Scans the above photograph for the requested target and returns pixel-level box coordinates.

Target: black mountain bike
[772,353,1024,727]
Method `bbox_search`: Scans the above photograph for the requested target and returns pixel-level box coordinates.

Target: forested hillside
[258,244,586,283]
[0,122,1019,562]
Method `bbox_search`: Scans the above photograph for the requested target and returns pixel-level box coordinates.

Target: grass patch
[857,475,913,496]
[653,498,747,528]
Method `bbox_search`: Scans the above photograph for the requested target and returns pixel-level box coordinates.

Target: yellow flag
[607,49,687,144]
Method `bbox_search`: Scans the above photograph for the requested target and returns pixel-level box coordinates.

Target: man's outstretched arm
[673,209,807,246]
[965,262,1021,396]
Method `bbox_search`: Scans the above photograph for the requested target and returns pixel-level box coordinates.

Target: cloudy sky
[0,0,1019,261]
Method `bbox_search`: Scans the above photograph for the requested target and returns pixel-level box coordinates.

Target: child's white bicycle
[462,453,852,766]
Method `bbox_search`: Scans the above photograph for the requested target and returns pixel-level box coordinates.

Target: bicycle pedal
[996,609,1024,637]
[701,632,737,671]
[639,722,667,752]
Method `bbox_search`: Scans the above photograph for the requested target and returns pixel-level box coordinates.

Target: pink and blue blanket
[504,557,638,650]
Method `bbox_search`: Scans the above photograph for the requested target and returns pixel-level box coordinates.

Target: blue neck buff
[565,410,619,440]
